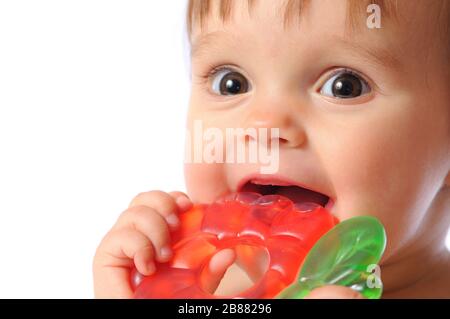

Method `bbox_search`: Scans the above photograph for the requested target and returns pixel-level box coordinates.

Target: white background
[0,1,449,299]
[0,1,190,298]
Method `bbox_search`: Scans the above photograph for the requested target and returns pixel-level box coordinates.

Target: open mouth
[239,178,331,208]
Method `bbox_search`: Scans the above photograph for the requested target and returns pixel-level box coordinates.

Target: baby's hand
[93,190,192,298]
[93,191,359,299]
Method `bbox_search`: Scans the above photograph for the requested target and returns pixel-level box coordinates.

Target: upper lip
[236,173,331,199]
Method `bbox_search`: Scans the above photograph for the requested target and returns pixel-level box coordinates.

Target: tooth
[294,202,321,212]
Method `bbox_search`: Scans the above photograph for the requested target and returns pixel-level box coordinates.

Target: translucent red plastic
[132,192,338,299]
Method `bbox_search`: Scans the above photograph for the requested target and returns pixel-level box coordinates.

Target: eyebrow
[190,31,238,60]
[330,36,402,70]
[190,31,402,70]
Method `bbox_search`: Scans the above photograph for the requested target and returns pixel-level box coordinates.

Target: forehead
[189,0,447,66]
[191,1,335,50]
[188,0,394,40]
[191,0,337,39]
[190,0,392,61]
[189,0,394,54]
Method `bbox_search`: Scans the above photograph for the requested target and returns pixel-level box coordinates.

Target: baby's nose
[242,108,306,148]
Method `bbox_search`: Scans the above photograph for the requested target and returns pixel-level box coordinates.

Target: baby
[93,0,450,298]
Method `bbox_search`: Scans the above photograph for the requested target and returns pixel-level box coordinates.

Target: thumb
[201,249,236,294]
[305,285,365,299]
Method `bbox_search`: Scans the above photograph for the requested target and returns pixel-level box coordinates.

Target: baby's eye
[210,68,250,96]
[319,69,371,99]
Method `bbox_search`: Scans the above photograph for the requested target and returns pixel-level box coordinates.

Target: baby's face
[184,0,450,262]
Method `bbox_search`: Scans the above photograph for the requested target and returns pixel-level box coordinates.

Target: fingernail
[160,246,173,259]
[166,214,180,227]
[176,196,192,210]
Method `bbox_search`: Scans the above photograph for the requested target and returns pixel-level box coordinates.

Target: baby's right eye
[210,67,251,96]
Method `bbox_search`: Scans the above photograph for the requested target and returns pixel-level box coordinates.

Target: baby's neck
[382,249,450,298]
[382,185,450,298]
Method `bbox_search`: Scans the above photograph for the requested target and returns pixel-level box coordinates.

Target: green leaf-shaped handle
[277,216,387,299]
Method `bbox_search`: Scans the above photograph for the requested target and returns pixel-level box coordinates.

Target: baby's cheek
[323,115,439,257]
[184,163,229,204]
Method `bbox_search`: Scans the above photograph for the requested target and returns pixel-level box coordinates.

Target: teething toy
[132,192,337,298]
[277,215,386,299]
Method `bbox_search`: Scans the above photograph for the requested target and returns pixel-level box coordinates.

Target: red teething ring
[133,192,337,299]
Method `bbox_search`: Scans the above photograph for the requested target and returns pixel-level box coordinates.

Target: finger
[168,191,193,211]
[98,228,156,275]
[201,249,236,294]
[93,229,156,298]
[128,190,180,228]
[305,285,365,299]
[115,205,172,262]
[134,246,156,276]
[235,245,269,282]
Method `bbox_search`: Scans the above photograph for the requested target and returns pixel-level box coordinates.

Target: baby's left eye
[319,69,371,99]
